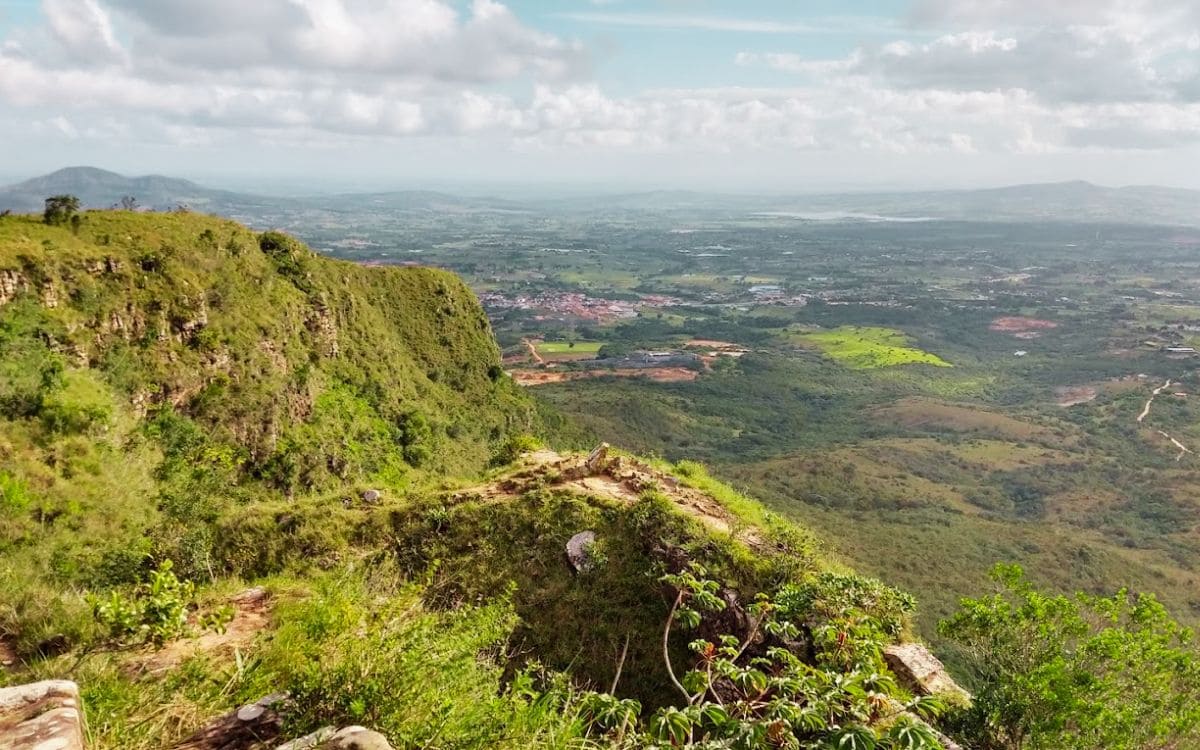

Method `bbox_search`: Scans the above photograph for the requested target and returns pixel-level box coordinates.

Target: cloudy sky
[0,0,1198,191]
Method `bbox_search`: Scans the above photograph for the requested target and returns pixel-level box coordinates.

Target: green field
[795,326,952,369]
[535,340,603,354]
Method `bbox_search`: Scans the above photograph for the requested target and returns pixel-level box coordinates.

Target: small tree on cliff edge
[43,194,81,226]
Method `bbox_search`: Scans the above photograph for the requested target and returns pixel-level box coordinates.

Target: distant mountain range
[0,166,279,214]
[2,167,1197,226]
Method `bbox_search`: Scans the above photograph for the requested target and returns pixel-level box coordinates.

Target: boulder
[0,679,85,750]
[566,530,598,573]
[883,643,970,702]
[361,489,382,503]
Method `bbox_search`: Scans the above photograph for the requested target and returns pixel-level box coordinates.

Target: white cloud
[43,0,126,64]
[0,0,1198,186]
[556,11,893,35]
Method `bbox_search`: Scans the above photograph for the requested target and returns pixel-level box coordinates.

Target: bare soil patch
[989,317,1059,333]
[136,588,272,675]
[685,339,743,350]
[1055,386,1098,407]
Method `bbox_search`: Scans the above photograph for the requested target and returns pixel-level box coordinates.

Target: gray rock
[321,726,394,750]
[585,443,610,475]
[0,680,85,750]
[361,489,382,503]
[566,530,598,573]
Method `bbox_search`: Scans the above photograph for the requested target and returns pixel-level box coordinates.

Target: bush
[89,560,217,646]
[940,564,1200,750]
[579,564,946,748]
[490,434,542,466]
[39,370,114,435]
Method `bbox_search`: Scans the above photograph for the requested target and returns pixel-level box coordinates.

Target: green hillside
[0,210,531,645]
[1,210,1197,750]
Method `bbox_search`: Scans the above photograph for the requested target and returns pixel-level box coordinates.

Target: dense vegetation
[0,209,529,655]
[2,207,1199,750]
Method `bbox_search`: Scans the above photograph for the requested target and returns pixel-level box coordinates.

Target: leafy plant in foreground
[89,560,232,646]
[580,564,946,749]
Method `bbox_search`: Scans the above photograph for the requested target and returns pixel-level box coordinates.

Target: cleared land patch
[989,316,1059,334]
[795,326,951,369]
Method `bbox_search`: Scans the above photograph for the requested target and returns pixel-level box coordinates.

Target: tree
[940,564,1200,750]
[43,194,80,226]
[119,195,138,210]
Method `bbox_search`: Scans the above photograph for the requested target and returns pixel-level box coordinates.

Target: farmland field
[535,341,604,355]
[794,326,953,369]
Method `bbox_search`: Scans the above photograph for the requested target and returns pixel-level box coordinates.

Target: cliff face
[0,212,530,488]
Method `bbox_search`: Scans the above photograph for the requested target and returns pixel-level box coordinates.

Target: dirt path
[1137,379,1172,423]
[522,338,545,365]
[1137,379,1193,461]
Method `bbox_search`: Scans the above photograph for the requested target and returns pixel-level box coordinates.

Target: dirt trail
[1137,379,1172,423]
[454,446,765,550]
[1137,379,1193,461]
[522,338,545,365]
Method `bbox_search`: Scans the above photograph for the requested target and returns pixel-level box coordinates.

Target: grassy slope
[0,210,531,653]
[795,326,953,369]
[0,211,930,749]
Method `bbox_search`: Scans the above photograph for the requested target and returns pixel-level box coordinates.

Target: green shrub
[39,370,115,434]
[490,433,542,466]
[580,564,945,748]
[940,564,1200,750]
[0,470,32,512]
[89,560,231,646]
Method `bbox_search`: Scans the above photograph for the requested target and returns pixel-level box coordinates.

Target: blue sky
[0,0,1197,190]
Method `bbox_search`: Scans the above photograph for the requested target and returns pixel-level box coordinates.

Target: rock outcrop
[0,679,85,750]
[884,643,971,702]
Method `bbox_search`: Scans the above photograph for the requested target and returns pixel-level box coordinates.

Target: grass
[537,343,604,357]
[795,326,952,369]
[0,210,536,657]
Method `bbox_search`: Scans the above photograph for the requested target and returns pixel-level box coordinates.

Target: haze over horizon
[1,0,1198,191]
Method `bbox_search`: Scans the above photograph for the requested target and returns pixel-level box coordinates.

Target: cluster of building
[479,291,680,323]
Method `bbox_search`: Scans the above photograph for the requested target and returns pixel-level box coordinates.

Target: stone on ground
[0,679,85,750]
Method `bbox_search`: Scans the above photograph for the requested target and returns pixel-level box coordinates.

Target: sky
[0,0,1198,191]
